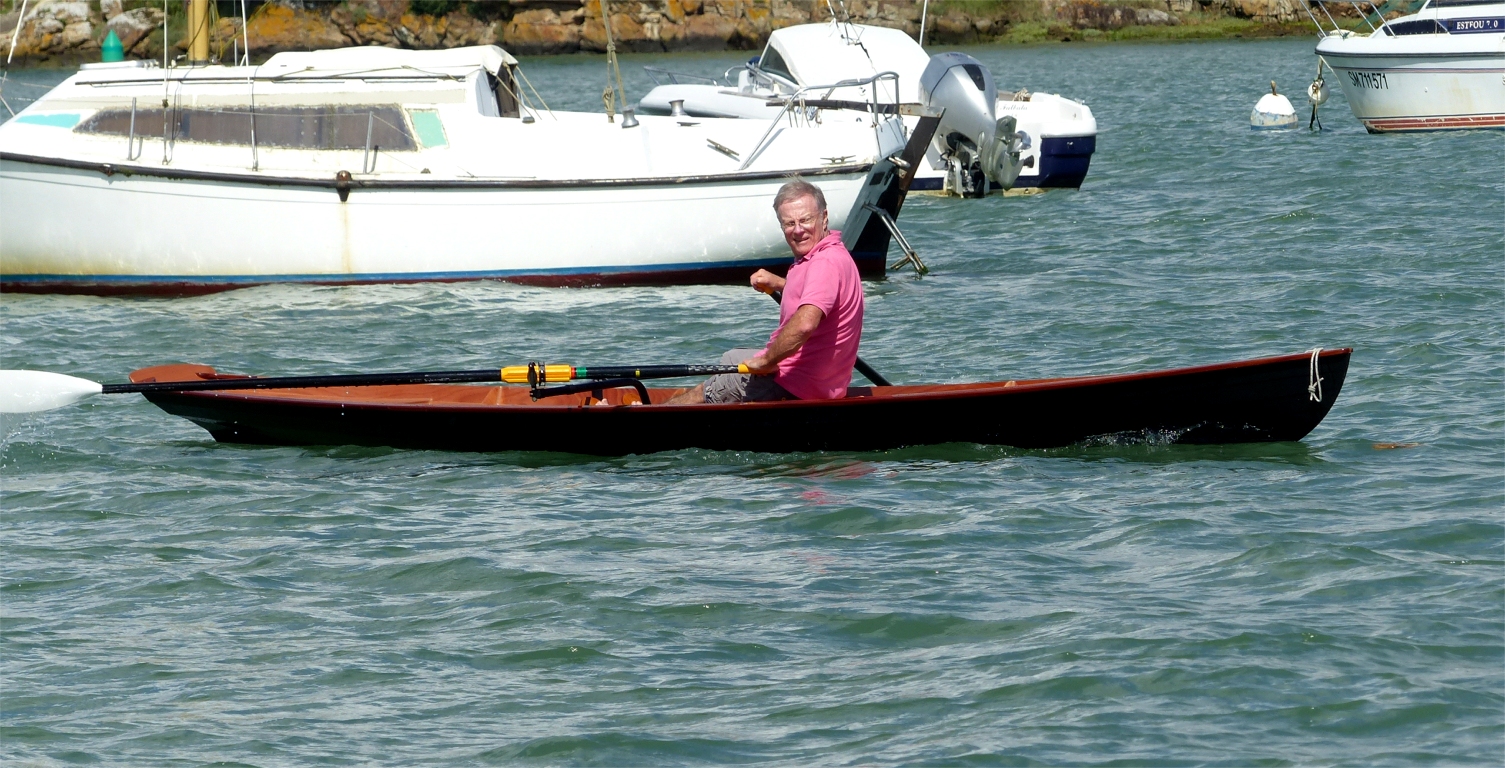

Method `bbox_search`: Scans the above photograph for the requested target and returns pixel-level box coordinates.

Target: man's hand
[749,269,786,296]
[742,353,778,375]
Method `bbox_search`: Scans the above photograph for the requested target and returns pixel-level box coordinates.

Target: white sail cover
[262,45,518,78]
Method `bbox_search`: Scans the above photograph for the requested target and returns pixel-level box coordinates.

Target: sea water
[2,38,1501,765]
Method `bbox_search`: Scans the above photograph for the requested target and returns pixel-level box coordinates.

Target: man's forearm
[752,304,823,370]
[763,323,814,365]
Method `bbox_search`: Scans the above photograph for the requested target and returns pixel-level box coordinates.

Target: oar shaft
[575,364,744,380]
[105,364,750,395]
[498,364,745,384]
[103,368,507,394]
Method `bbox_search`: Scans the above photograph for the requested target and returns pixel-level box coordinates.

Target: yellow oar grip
[737,364,750,374]
[499,364,575,384]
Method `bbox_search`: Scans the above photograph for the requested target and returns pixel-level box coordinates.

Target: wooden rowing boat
[129,349,1350,455]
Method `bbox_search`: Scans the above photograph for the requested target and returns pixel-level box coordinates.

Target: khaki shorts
[703,348,795,404]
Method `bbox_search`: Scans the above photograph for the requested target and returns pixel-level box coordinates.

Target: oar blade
[0,370,105,413]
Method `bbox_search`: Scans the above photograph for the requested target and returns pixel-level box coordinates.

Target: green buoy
[101,29,124,62]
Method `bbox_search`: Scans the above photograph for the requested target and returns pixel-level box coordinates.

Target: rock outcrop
[1050,1,1182,31]
[0,0,1317,65]
[108,7,165,57]
[5,0,98,59]
[1173,0,1310,24]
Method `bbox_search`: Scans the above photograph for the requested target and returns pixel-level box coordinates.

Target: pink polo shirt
[763,230,864,400]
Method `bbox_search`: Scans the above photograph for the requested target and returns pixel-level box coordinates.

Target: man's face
[777,194,829,258]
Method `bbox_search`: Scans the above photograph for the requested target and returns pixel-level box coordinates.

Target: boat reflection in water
[0,45,920,295]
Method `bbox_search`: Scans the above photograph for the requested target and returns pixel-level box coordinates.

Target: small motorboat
[1307,0,1505,132]
[636,21,1097,196]
[127,349,1350,456]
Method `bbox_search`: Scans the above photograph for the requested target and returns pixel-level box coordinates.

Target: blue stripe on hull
[1,253,890,296]
[2,260,780,286]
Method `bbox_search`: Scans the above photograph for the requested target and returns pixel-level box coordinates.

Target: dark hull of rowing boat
[137,349,1350,456]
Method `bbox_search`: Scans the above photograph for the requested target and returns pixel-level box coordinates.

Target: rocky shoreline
[1,0,1321,66]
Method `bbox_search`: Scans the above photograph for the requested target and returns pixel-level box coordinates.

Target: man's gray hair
[772,178,827,214]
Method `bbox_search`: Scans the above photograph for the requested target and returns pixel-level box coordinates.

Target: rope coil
[1307,347,1324,403]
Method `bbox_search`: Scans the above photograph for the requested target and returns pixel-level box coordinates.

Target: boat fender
[1306,78,1329,107]
[1306,70,1329,131]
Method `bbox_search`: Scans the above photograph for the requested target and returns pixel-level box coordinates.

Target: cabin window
[409,109,447,148]
[75,105,417,150]
[492,67,520,118]
[1383,18,1447,35]
[14,112,82,128]
[473,68,521,119]
[758,46,795,83]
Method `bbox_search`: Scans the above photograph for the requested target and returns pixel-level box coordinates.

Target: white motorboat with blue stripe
[636,22,1097,197]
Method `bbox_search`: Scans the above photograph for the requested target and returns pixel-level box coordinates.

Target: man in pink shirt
[667,179,865,404]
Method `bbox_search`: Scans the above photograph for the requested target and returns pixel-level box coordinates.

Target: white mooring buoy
[1251,80,1298,130]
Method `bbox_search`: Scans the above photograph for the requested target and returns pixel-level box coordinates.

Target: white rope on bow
[1307,347,1324,403]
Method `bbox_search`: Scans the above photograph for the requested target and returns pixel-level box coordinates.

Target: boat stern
[997,91,1098,189]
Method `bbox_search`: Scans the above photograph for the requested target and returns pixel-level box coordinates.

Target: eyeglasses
[779,214,824,232]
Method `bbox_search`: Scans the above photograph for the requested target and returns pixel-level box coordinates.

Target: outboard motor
[918,52,1027,197]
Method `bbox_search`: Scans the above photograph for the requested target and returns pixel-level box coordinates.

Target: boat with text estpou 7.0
[1307,0,1505,131]
[0,45,921,295]
[636,22,1097,197]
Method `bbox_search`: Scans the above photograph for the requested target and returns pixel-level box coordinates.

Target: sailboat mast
[187,0,211,64]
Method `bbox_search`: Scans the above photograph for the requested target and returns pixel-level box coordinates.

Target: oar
[0,363,749,415]
[766,290,892,387]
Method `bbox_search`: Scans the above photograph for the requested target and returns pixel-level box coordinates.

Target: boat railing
[642,66,722,87]
[125,97,142,161]
[1305,0,1425,38]
[639,63,766,93]
[736,70,902,171]
[723,64,752,86]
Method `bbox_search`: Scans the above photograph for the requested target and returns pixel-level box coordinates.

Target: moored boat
[1308,0,1505,132]
[636,21,1097,196]
[129,348,1351,456]
[0,45,920,295]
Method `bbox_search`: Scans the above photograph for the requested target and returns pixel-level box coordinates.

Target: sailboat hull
[0,155,886,294]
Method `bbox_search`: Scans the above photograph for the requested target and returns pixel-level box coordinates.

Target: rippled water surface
[2,39,1502,765]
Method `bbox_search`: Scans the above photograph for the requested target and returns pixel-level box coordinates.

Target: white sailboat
[0,39,918,295]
